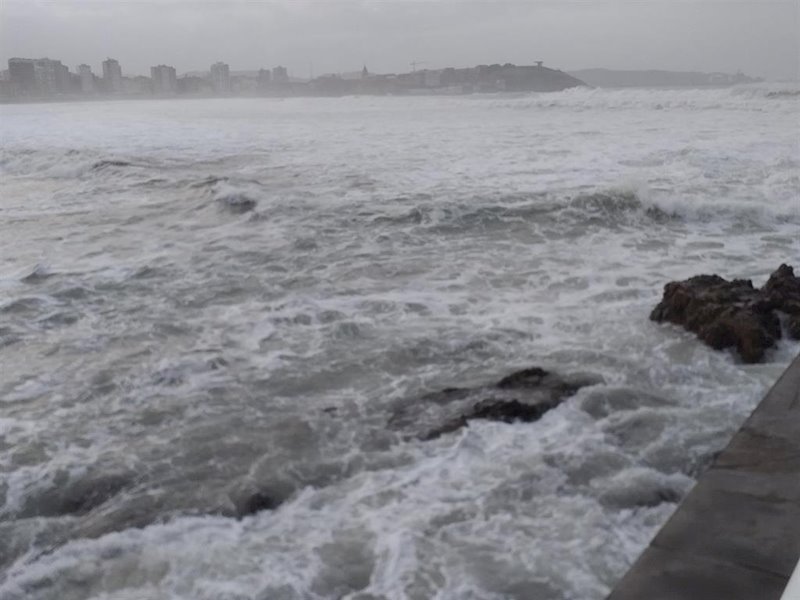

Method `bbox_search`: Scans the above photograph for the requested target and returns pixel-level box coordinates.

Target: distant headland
[568,68,762,88]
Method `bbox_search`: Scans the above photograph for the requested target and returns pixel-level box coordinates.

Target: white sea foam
[0,88,798,599]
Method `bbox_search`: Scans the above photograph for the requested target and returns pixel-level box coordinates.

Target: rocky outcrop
[650,264,800,363]
[389,367,600,440]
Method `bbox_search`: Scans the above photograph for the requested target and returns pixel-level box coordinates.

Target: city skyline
[2,53,764,102]
[1,1,797,82]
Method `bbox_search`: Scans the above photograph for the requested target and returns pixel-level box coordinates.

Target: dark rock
[651,264,800,363]
[390,367,600,441]
[235,491,281,518]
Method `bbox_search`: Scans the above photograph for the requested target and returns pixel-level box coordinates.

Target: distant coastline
[1,57,768,105]
[567,68,762,88]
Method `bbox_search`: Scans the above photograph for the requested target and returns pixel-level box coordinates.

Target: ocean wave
[486,82,800,112]
[367,185,797,239]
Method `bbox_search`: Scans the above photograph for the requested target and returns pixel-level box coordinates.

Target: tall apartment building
[210,62,231,94]
[150,64,177,94]
[8,58,36,95]
[102,58,123,93]
[272,66,289,84]
[78,64,95,93]
[8,57,70,96]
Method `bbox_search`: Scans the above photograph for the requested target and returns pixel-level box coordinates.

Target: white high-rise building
[8,57,70,96]
[78,64,94,93]
[102,58,123,93]
[150,64,177,94]
[210,62,231,94]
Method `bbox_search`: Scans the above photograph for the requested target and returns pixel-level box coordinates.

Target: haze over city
[1,0,798,81]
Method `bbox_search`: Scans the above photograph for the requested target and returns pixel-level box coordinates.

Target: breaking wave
[476,82,800,113]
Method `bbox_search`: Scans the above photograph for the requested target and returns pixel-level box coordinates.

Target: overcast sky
[1,1,797,81]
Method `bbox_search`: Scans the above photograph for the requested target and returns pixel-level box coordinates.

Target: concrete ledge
[608,353,800,600]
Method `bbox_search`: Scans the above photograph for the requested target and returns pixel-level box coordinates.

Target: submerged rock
[390,367,600,441]
[650,264,800,363]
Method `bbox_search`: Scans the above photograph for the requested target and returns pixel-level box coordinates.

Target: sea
[0,85,798,600]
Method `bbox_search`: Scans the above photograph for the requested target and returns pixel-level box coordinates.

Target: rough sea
[1,85,798,600]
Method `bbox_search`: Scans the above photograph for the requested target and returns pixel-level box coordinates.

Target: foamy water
[1,85,798,600]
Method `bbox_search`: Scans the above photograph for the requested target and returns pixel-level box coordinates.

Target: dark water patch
[597,470,686,509]
[330,321,368,340]
[310,529,375,598]
[216,192,258,213]
[423,203,555,235]
[132,177,169,188]
[231,249,277,265]
[378,336,519,376]
[20,265,54,284]
[16,471,133,519]
[189,175,229,188]
[294,237,318,251]
[0,326,22,348]
[37,312,80,329]
[766,89,800,98]
[85,370,118,398]
[319,309,346,323]
[130,265,163,280]
[565,191,678,225]
[0,519,76,574]
[150,356,229,387]
[68,493,173,541]
[1,297,48,314]
[404,302,431,316]
[372,206,426,226]
[51,285,91,301]
[272,313,314,327]
[546,450,633,488]
[368,192,677,238]
[91,159,134,170]
[579,387,677,419]
[603,410,674,450]
[345,173,378,190]
[151,367,186,386]
[202,356,229,371]
[174,281,258,309]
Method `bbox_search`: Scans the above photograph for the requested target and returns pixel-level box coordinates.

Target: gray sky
[1,0,798,80]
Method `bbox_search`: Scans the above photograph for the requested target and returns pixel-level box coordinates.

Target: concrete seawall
[608,353,800,600]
